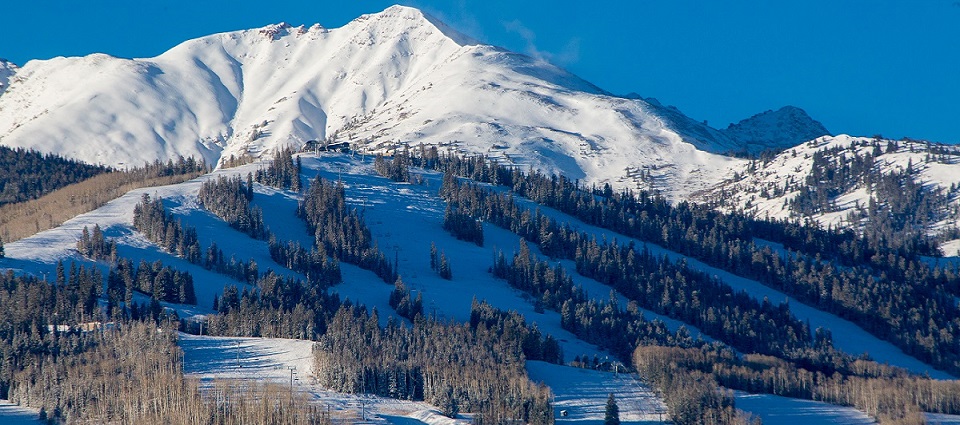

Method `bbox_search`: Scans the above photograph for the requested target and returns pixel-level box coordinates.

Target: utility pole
[288,366,297,397]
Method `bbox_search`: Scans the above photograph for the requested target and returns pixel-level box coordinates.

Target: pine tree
[604,393,620,425]
[0,235,4,259]
[124,281,134,317]
[293,156,302,192]
[438,252,452,280]
[56,261,66,285]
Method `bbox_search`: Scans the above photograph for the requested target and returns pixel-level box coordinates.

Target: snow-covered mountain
[0,5,762,200]
[720,105,830,154]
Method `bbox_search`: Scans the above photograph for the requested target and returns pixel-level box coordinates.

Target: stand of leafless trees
[0,158,206,243]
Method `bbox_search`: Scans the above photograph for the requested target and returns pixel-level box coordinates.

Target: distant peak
[730,105,819,125]
[722,105,830,154]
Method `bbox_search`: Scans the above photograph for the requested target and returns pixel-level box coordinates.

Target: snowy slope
[0,401,40,425]
[733,392,875,425]
[180,334,469,425]
[526,361,667,424]
[699,135,960,248]
[0,5,746,200]
[720,105,830,154]
[8,151,954,420]
[0,151,660,419]
[3,150,951,379]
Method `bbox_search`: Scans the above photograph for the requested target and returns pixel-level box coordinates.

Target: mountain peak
[722,106,830,154]
[380,4,429,17]
[355,4,478,46]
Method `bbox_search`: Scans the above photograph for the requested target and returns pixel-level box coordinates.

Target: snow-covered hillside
[5,151,959,421]
[700,135,960,249]
[0,5,772,200]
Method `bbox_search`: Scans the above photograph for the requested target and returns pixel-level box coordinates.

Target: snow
[526,361,668,424]
[0,5,747,201]
[940,240,960,258]
[180,333,315,383]
[927,413,960,424]
[0,172,257,313]
[733,392,875,425]
[179,333,469,425]
[0,401,40,425]
[300,154,611,359]
[703,134,960,244]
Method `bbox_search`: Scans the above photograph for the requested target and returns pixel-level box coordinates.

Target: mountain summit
[721,106,830,154]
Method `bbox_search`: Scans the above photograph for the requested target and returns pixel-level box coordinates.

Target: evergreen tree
[0,235,4,259]
[56,261,66,286]
[604,393,620,425]
[438,252,452,280]
[293,156,302,192]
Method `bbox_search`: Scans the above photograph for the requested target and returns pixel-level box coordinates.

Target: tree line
[254,147,302,192]
[423,152,960,375]
[0,270,327,424]
[313,304,554,424]
[75,224,199,311]
[195,169,343,288]
[133,194,260,286]
[198,174,268,240]
[634,344,960,425]
[786,138,950,256]
[298,175,395,283]
[480,181,960,424]
[0,156,207,243]
[0,145,109,206]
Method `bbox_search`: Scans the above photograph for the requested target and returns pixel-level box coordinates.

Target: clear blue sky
[3,1,959,143]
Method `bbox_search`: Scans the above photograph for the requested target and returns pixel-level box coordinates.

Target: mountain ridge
[0,4,810,201]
